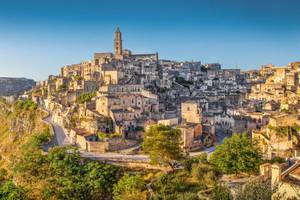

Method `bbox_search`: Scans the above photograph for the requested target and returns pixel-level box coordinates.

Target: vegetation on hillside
[268,124,300,139]
[113,173,146,200]
[76,92,97,104]
[175,76,194,88]
[0,101,272,199]
[0,99,122,199]
[235,180,273,200]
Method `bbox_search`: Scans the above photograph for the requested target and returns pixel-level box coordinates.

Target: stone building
[252,113,300,159]
[178,100,204,151]
[260,160,300,199]
[181,100,202,124]
[96,86,159,137]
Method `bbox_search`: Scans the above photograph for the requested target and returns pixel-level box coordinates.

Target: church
[94,27,159,62]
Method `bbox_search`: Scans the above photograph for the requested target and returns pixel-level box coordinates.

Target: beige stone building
[178,100,204,151]
[96,86,159,136]
[178,123,202,151]
[248,62,300,109]
[260,160,300,199]
[181,100,202,124]
[252,113,300,159]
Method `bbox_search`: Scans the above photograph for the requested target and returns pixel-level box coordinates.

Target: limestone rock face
[0,77,35,96]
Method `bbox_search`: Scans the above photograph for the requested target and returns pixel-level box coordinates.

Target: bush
[191,162,220,186]
[183,153,208,172]
[265,157,285,164]
[14,99,37,112]
[211,184,233,200]
[175,76,193,88]
[57,84,67,92]
[76,92,96,104]
[31,130,52,147]
[235,180,272,200]
[152,172,201,199]
[0,180,27,200]
[113,173,146,200]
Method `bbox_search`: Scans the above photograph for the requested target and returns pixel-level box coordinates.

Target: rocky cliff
[0,77,35,96]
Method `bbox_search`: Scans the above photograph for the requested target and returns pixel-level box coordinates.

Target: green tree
[235,180,272,200]
[210,134,262,174]
[211,184,233,200]
[143,124,182,167]
[113,173,146,200]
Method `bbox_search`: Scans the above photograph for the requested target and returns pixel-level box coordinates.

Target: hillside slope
[0,77,35,96]
[0,99,122,200]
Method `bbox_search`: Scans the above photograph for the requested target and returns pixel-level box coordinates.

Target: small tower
[114,27,122,58]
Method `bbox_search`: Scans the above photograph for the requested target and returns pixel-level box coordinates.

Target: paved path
[43,115,71,146]
[47,116,70,146]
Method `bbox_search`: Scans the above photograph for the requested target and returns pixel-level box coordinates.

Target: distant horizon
[1,0,300,81]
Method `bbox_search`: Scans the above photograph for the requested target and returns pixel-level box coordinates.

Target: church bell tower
[114,27,122,58]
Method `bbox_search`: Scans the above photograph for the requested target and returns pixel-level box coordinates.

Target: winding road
[44,115,151,163]
[44,114,220,164]
[44,115,71,146]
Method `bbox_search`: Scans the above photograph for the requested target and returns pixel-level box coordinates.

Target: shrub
[76,92,96,104]
[211,184,233,200]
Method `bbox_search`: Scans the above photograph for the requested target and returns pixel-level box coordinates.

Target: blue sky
[0,0,300,80]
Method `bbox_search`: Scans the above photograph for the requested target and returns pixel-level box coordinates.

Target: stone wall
[87,141,108,153]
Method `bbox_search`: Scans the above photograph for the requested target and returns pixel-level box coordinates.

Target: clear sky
[0,0,300,81]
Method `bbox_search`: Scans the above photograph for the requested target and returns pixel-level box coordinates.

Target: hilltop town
[4,28,300,199]
[31,28,248,153]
